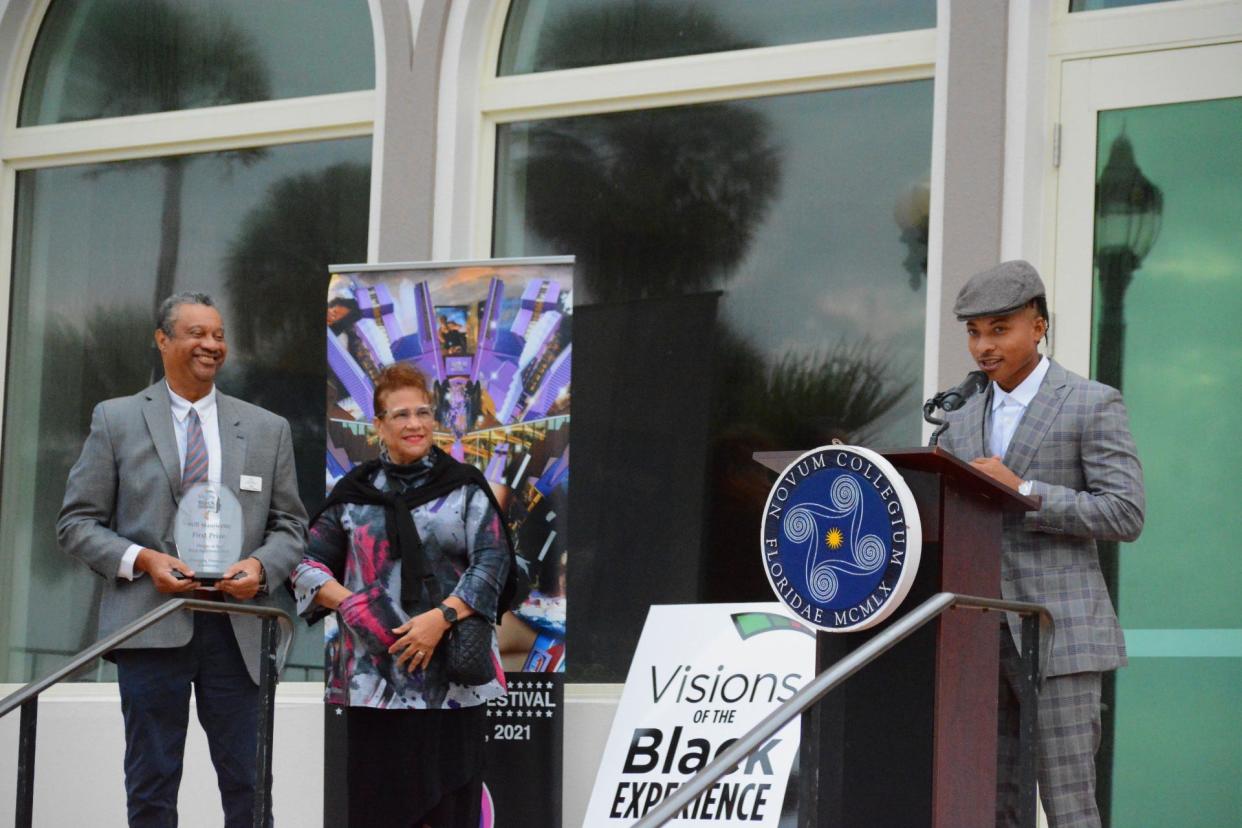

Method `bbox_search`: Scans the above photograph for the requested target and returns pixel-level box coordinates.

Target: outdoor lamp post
[1093,133,1163,389]
[894,178,930,291]
[1092,131,1163,826]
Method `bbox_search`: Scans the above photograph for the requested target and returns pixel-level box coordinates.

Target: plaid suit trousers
[998,633,1102,828]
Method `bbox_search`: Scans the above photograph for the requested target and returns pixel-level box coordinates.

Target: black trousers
[345,705,485,828]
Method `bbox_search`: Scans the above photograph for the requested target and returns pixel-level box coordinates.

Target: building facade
[0,0,1239,825]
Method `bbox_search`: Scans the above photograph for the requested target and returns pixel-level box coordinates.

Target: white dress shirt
[988,355,1049,460]
[118,384,222,579]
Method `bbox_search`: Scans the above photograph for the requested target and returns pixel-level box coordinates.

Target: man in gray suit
[938,261,1144,828]
[58,292,307,827]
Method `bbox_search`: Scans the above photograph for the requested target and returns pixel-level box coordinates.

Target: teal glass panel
[1090,97,1242,823]
[1071,0,1178,10]
[0,138,371,682]
[494,81,933,679]
[1112,659,1242,826]
[499,0,935,75]
[20,0,375,126]
[1091,99,1242,628]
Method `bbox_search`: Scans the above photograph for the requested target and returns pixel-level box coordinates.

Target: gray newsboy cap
[953,260,1047,320]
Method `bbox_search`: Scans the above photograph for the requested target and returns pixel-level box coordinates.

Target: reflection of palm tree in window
[43,308,155,443]
[720,334,914,449]
[894,178,931,291]
[223,161,371,508]
[509,6,918,608]
[69,0,271,325]
[513,6,775,303]
[33,307,153,643]
[519,101,781,303]
[518,1,757,71]
[704,331,912,601]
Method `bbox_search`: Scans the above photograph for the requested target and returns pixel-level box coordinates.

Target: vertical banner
[326,257,572,826]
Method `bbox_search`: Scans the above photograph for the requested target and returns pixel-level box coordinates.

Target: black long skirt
[345,705,486,828]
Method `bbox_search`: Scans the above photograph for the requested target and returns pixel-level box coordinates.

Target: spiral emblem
[854,534,885,570]
[808,560,839,602]
[783,505,818,545]
[779,472,885,599]
[830,475,861,512]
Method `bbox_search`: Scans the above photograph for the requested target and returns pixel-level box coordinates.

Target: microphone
[924,371,989,446]
[935,370,989,412]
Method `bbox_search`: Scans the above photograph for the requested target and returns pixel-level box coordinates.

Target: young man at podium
[938,260,1145,828]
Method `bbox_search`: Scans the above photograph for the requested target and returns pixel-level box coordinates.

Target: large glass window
[0,138,371,682]
[499,0,935,74]
[1090,98,1242,827]
[494,81,933,680]
[2,0,375,684]
[20,0,374,125]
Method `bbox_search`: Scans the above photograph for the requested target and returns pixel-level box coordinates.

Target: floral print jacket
[292,453,509,709]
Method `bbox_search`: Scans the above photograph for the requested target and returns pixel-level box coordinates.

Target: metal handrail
[633,591,1053,828]
[0,598,294,828]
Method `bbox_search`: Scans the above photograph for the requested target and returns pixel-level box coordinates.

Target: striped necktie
[182,408,208,490]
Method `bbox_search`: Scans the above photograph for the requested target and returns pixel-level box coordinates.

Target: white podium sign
[584,603,814,826]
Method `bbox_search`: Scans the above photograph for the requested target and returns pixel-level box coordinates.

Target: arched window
[0,0,376,682]
[474,0,938,681]
[20,0,374,124]
[498,0,935,74]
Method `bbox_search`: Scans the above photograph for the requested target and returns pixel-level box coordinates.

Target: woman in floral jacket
[292,363,511,827]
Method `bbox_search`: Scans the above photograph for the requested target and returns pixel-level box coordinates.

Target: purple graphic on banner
[326,259,571,826]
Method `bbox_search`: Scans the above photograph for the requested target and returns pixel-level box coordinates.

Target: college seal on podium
[760,446,921,632]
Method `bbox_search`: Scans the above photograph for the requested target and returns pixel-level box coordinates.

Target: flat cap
[953,260,1046,320]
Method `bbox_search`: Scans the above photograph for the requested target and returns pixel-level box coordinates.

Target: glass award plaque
[174,482,243,585]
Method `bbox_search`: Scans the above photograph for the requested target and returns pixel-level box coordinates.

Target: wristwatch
[438,603,459,625]
[1018,480,1034,496]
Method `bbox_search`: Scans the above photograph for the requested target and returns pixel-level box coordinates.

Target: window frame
[0,0,380,682]
[1036,0,1242,371]
[0,0,380,462]
[438,0,939,689]
[435,1,940,423]
[439,2,937,261]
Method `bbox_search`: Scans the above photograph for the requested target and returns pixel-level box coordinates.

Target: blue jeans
[114,612,271,828]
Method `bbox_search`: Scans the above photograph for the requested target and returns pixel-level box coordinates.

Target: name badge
[240,475,263,492]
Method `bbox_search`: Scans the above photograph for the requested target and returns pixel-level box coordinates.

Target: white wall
[0,682,620,828]
[0,683,324,828]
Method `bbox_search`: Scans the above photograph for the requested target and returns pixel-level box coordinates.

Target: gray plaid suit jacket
[939,359,1144,677]
[57,381,308,683]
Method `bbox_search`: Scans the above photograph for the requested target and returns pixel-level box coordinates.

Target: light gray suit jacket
[939,360,1145,677]
[57,381,308,683]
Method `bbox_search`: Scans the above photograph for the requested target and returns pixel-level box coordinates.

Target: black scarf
[310,448,520,616]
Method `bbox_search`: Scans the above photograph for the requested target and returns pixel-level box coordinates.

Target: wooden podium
[754,446,1039,828]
